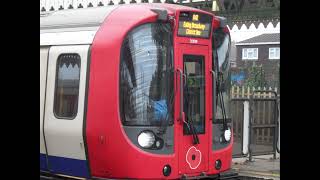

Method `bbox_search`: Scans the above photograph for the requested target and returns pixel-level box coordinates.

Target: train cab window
[53,54,81,119]
[213,28,232,123]
[120,23,174,126]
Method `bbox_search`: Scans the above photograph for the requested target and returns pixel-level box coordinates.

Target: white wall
[230,22,280,42]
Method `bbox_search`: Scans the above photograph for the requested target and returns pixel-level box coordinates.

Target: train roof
[40,5,118,33]
[40,3,213,46]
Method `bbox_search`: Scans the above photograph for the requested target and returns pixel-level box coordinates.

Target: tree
[244,65,267,87]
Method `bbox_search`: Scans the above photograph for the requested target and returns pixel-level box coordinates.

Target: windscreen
[120,23,174,126]
[213,28,232,122]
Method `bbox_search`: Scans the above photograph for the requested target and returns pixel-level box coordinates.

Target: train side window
[53,54,81,119]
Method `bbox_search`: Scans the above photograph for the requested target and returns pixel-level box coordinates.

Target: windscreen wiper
[187,114,200,145]
[157,89,174,135]
[217,72,228,131]
[157,68,175,135]
[184,76,200,145]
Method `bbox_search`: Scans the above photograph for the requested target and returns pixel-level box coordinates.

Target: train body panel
[175,44,210,175]
[40,31,96,46]
[87,5,170,178]
[41,45,91,177]
[40,5,118,46]
[40,47,49,171]
[40,3,233,179]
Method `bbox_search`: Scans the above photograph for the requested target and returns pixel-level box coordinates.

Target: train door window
[53,54,81,119]
[183,55,205,134]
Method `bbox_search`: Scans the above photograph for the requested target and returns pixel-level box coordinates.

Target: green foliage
[244,65,267,88]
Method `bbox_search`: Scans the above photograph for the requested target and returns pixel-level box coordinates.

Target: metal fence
[231,86,280,160]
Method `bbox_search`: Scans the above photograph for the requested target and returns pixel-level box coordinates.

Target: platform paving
[232,154,280,180]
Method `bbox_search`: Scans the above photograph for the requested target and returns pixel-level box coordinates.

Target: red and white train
[40,3,233,179]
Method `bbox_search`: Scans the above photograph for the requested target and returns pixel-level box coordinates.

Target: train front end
[86,4,233,179]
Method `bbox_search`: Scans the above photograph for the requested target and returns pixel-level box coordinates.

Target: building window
[269,47,280,59]
[242,48,258,60]
[54,54,81,119]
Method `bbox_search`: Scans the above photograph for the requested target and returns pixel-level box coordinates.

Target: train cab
[40,3,232,179]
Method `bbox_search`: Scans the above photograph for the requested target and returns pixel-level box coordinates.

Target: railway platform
[232,154,280,180]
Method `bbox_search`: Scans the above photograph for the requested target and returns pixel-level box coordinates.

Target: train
[40,3,233,180]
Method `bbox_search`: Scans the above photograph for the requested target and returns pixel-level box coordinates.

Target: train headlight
[138,131,155,148]
[224,128,231,142]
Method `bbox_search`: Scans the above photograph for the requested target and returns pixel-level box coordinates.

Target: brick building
[231,33,280,88]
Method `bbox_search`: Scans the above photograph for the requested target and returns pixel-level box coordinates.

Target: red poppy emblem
[186,146,202,169]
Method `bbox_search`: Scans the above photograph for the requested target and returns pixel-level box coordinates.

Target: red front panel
[85,4,232,179]
[86,5,180,179]
[176,44,211,175]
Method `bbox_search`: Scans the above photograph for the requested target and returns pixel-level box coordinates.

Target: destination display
[178,12,212,39]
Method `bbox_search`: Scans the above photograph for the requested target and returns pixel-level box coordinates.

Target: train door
[177,44,210,175]
[43,45,90,178]
[40,47,49,171]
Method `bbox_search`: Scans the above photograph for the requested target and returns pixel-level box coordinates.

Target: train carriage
[40,3,233,179]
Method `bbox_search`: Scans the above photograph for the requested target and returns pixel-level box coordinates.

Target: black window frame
[53,53,81,120]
